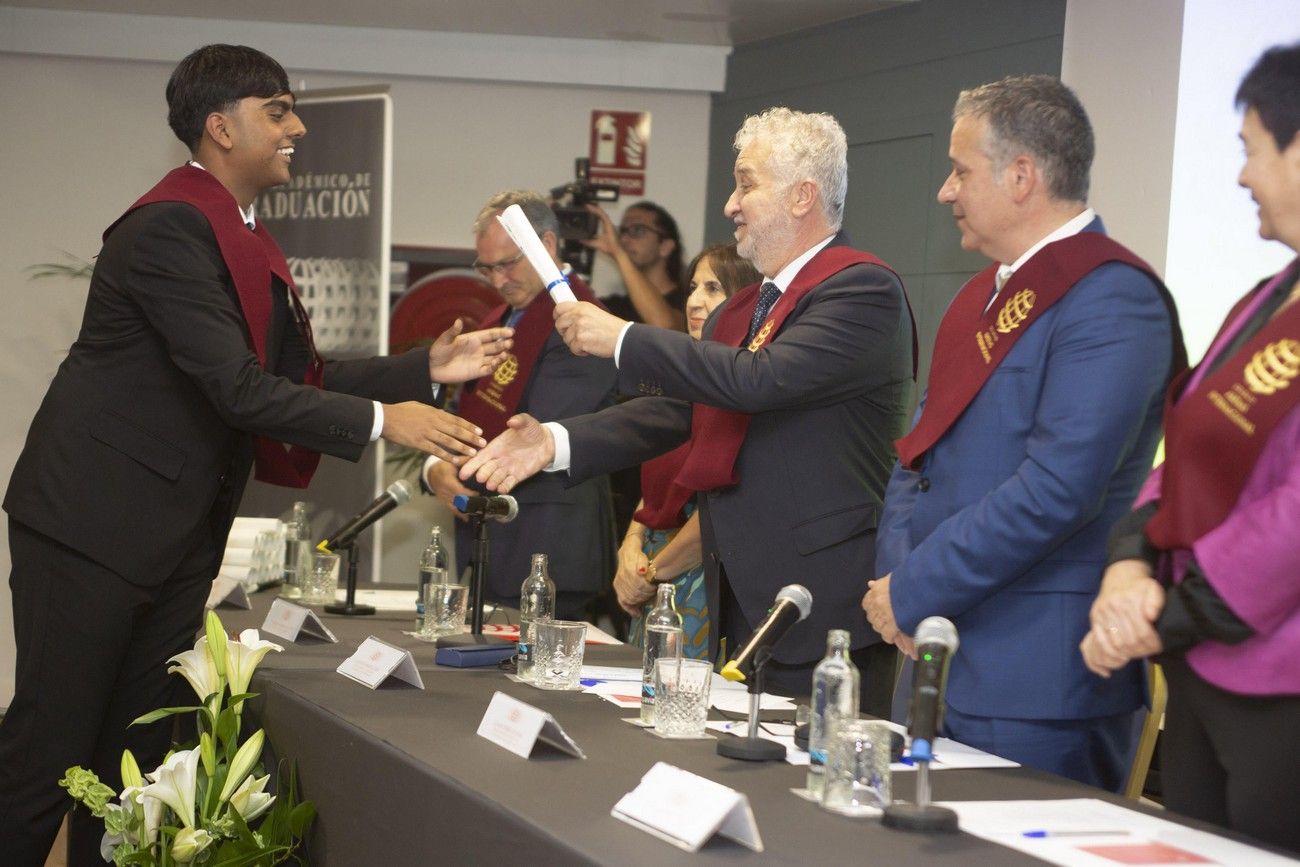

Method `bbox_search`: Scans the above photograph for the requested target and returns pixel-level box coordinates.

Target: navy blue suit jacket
[877,218,1175,721]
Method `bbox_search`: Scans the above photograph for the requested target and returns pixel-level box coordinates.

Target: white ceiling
[1,0,908,46]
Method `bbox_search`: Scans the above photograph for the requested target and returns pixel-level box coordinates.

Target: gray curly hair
[734,107,847,228]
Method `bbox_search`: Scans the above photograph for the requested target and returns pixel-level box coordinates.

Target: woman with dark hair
[616,243,761,656]
[1080,42,1300,853]
[585,200,688,331]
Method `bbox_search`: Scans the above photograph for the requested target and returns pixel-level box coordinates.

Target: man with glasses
[422,191,617,619]
[584,201,688,331]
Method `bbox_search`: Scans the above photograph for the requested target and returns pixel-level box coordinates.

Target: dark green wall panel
[704,0,1067,392]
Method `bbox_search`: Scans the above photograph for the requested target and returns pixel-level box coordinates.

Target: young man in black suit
[0,44,510,864]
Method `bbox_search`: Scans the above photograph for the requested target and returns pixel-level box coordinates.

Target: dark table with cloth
[222,591,1273,865]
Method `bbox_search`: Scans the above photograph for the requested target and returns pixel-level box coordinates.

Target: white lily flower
[229,773,276,823]
[225,629,282,700]
[140,748,200,829]
[119,784,164,847]
[167,638,220,703]
[171,826,214,863]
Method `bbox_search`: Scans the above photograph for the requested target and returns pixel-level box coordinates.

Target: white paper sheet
[946,799,1295,866]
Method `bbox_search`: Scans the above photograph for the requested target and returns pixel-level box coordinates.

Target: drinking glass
[532,620,587,690]
[821,719,892,816]
[420,582,468,639]
[652,658,713,737]
[301,552,340,606]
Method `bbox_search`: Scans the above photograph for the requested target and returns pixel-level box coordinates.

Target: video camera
[550,157,620,279]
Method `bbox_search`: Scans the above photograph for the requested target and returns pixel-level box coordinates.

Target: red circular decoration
[389,268,501,354]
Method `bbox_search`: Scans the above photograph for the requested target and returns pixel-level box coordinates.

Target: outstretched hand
[457,413,555,493]
[381,402,485,464]
[427,318,514,384]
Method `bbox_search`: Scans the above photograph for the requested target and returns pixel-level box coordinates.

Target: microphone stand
[716,647,786,762]
[881,740,958,832]
[437,512,510,648]
[324,543,374,616]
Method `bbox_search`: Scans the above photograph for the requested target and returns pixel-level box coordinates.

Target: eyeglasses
[618,224,664,240]
[473,251,526,277]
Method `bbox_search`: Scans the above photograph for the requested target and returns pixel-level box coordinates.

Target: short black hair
[625,201,685,290]
[1236,42,1300,151]
[166,44,291,151]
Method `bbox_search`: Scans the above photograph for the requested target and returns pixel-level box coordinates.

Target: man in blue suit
[863,75,1184,791]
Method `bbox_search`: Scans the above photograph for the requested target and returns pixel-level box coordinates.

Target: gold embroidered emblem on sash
[492,353,520,387]
[975,288,1037,363]
[1244,339,1300,396]
[996,289,1036,334]
[1206,339,1299,436]
[748,320,775,352]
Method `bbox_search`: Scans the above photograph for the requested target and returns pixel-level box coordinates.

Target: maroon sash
[674,246,901,493]
[458,274,601,441]
[106,165,324,488]
[635,444,693,530]
[1146,265,1300,549]
[895,231,1185,469]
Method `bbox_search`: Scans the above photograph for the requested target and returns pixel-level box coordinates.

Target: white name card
[336,637,424,690]
[261,598,337,644]
[476,691,586,759]
[612,762,764,853]
[206,575,250,610]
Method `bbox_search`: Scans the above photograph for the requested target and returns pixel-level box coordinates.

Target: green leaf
[287,801,316,838]
[129,705,203,727]
[215,708,238,748]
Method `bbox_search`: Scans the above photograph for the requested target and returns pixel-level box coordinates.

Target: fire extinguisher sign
[588,110,651,196]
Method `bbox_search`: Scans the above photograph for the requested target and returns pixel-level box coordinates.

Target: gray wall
[705,0,1067,390]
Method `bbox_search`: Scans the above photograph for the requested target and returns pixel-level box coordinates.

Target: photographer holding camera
[584,201,687,332]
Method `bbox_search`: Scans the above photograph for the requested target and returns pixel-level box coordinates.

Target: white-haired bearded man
[459,108,917,714]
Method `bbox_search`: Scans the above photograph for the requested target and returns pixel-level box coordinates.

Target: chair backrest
[1124,662,1167,799]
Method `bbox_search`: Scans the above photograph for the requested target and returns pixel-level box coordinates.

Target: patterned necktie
[745,281,781,344]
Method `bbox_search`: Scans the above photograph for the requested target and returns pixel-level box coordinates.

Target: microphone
[318,480,414,552]
[720,584,812,683]
[453,494,519,523]
[906,616,959,762]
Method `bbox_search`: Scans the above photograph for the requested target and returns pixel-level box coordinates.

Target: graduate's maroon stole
[636,444,693,530]
[1146,263,1300,548]
[674,246,902,493]
[895,231,1186,470]
[458,274,601,441]
[107,165,324,487]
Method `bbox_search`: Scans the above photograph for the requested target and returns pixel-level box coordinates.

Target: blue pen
[1022,830,1130,838]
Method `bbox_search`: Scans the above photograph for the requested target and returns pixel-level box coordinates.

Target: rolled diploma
[497,204,577,304]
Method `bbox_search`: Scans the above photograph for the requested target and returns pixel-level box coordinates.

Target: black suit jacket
[4,201,434,586]
[457,327,617,600]
[564,237,914,663]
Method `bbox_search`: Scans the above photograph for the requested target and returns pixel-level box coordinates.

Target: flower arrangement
[60,610,315,865]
